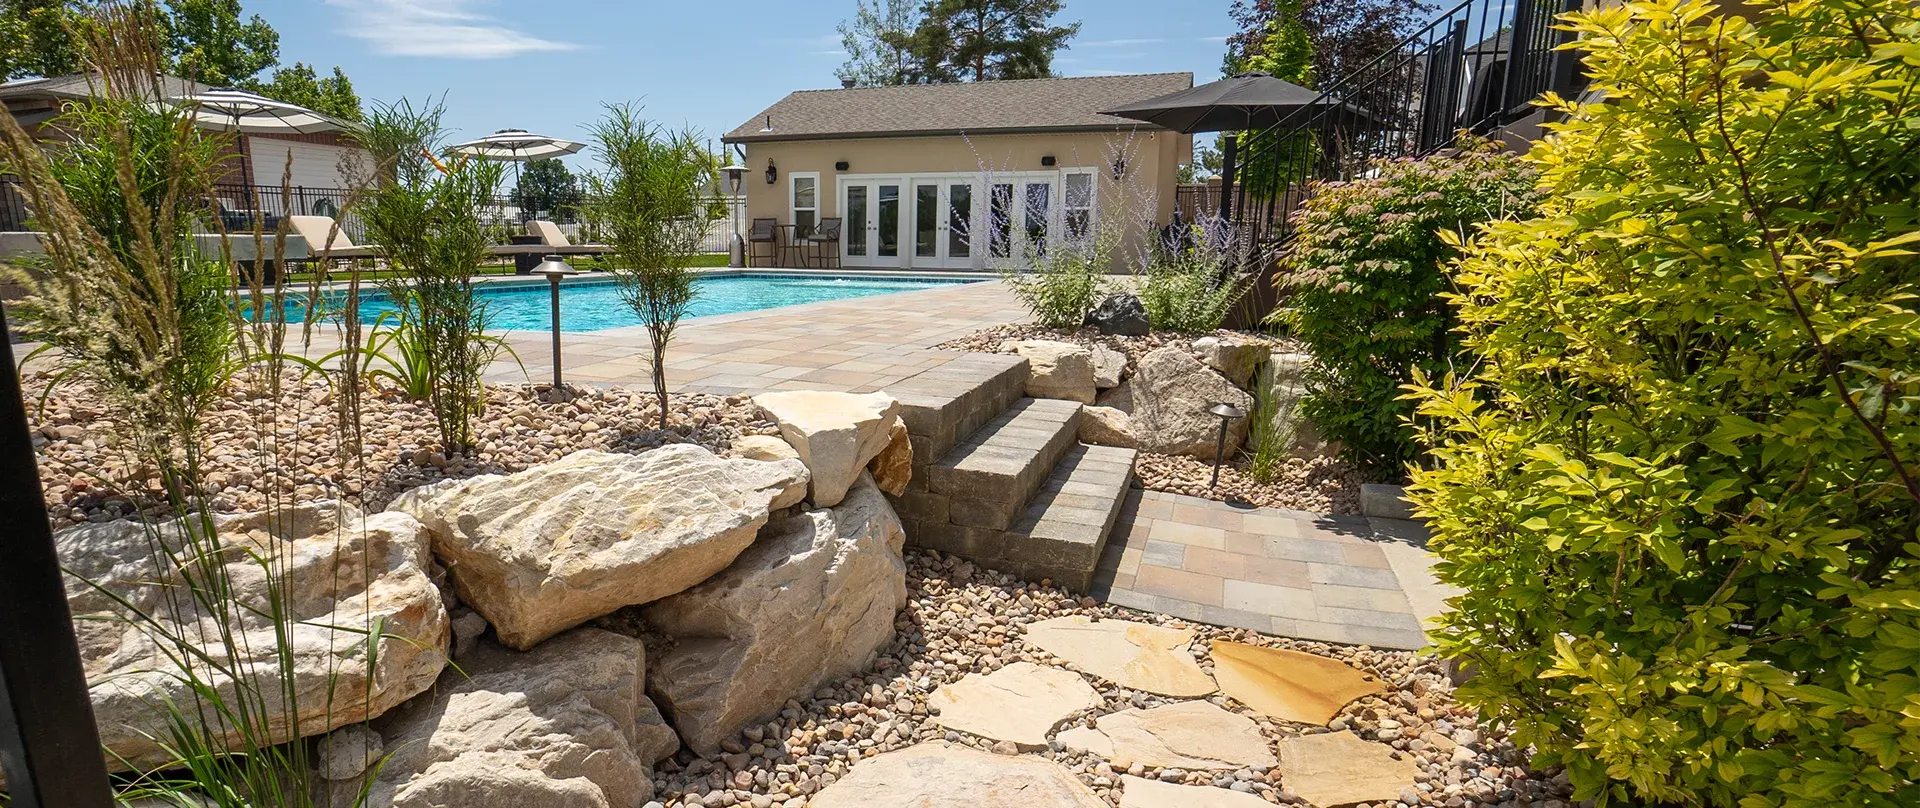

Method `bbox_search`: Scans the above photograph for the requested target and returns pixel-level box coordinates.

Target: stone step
[923,397,1082,531]
[886,353,1029,472]
[1005,444,1138,591]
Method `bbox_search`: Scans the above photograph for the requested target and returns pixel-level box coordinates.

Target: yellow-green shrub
[1406,1,1920,805]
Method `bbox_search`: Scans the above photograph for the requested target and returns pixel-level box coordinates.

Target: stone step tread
[1014,444,1138,546]
[932,398,1080,477]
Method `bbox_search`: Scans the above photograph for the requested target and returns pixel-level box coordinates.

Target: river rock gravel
[25,373,776,530]
[610,550,1577,808]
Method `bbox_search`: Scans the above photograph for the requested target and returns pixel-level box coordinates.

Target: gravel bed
[617,549,1574,808]
[1135,451,1361,515]
[933,323,1304,367]
[26,374,775,529]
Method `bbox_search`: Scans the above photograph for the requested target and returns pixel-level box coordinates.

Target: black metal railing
[1228,0,1586,259]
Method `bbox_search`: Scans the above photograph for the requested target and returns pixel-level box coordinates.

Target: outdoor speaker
[1041,155,1056,167]
[835,161,850,171]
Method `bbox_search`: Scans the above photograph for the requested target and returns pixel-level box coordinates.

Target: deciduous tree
[259,61,361,120]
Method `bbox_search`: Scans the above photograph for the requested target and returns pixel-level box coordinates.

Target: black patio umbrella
[1101,72,1364,219]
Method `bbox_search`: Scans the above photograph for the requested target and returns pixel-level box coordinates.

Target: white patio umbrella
[449,129,586,221]
[167,87,349,188]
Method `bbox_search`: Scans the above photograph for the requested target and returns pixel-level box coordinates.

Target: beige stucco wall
[733,128,1190,271]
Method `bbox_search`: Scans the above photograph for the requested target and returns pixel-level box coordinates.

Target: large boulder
[322,628,679,808]
[1091,344,1128,389]
[645,474,908,754]
[1086,293,1149,336]
[753,391,904,507]
[390,447,809,650]
[1109,346,1253,460]
[1191,335,1269,388]
[55,502,447,775]
[1015,340,1097,404]
[1078,405,1137,448]
[1248,353,1333,459]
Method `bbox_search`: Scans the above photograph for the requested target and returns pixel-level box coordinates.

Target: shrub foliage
[1406,2,1920,805]
[1273,138,1538,481]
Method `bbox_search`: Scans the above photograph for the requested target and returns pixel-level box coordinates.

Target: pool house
[722,73,1194,271]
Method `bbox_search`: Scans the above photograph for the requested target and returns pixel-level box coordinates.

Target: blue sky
[253,0,1237,167]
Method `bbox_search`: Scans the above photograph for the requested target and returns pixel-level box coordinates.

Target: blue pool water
[309,273,975,333]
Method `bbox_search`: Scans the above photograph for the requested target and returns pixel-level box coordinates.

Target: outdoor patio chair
[748,218,778,267]
[286,215,380,260]
[527,219,612,256]
[805,218,842,269]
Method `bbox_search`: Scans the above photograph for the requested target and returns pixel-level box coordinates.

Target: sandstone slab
[1117,346,1252,460]
[869,420,913,496]
[1017,340,1097,404]
[1192,335,1269,387]
[1276,730,1421,808]
[55,502,447,775]
[333,628,677,808]
[1120,776,1272,808]
[809,742,1106,808]
[929,661,1099,749]
[645,475,907,753]
[391,447,808,649]
[1085,701,1276,770]
[732,434,800,463]
[1210,641,1386,725]
[1091,344,1127,389]
[1078,405,1137,448]
[1023,616,1215,697]
[753,390,903,507]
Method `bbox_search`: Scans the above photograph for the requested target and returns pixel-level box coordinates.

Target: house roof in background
[723,72,1194,143]
[0,73,206,103]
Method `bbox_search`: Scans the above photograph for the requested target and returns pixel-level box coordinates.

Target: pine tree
[835,0,919,87]
[909,0,1079,83]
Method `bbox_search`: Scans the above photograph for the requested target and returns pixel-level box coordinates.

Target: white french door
[840,172,1081,270]
[841,177,903,269]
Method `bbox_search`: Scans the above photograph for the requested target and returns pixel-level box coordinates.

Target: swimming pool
[318,273,977,333]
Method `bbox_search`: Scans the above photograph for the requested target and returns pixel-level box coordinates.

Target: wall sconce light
[764,158,777,185]
[835,160,850,171]
[1110,156,1129,179]
[1041,155,1056,167]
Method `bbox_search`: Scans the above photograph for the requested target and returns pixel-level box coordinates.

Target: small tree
[586,103,717,429]
[513,156,581,222]
[355,98,506,455]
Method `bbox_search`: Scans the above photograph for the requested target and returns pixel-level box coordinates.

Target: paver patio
[1091,489,1454,650]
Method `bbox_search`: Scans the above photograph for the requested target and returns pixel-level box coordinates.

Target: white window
[1063,170,1096,243]
[789,172,820,233]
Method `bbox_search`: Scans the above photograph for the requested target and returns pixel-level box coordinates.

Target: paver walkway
[1091,489,1454,650]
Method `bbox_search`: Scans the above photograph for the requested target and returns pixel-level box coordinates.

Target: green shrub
[1404,2,1920,805]
[1140,226,1251,334]
[1272,138,1537,481]
[1000,243,1109,330]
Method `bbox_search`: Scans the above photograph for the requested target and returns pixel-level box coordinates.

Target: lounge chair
[286,215,380,260]
[527,220,612,257]
[805,218,842,268]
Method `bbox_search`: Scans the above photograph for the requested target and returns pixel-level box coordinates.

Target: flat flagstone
[1022,616,1216,697]
[1082,701,1276,771]
[929,661,1099,749]
[1209,641,1386,725]
[1056,725,1114,757]
[1119,775,1272,808]
[808,742,1106,808]
[1276,730,1421,808]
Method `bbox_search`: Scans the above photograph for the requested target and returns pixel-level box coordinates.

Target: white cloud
[327,0,583,59]
[1079,38,1166,48]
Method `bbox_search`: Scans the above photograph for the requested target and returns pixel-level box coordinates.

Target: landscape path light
[1208,401,1247,489]
[535,255,581,400]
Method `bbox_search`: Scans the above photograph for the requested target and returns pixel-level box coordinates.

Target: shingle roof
[0,73,206,102]
[722,72,1194,143]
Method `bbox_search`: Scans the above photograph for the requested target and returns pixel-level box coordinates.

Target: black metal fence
[1229,0,1586,258]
